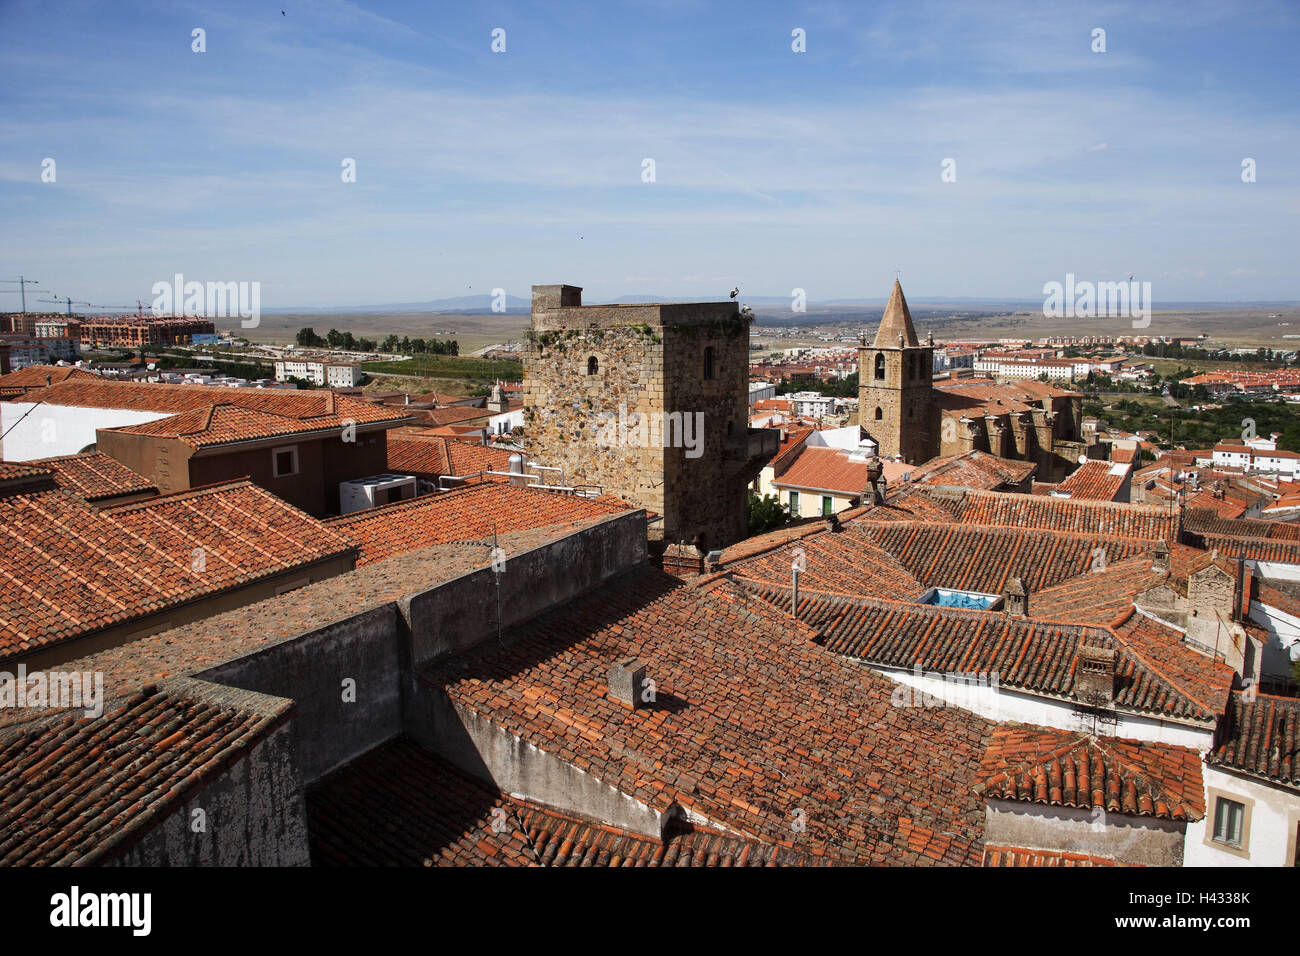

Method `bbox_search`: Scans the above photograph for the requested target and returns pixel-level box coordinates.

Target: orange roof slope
[0,481,355,659]
[1055,459,1129,501]
[422,568,994,864]
[30,452,157,502]
[326,483,632,566]
[21,380,411,448]
[907,450,1036,490]
[386,433,514,479]
[0,365,99,397]
[976,726,1205,821]
[0,680,292,865]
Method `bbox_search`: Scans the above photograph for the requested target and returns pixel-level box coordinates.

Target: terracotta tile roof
[0,530,572,734]
[917,487,1175,539]
[1055,460,1130,502]
[30,452,157,502]
[308,738,819,866]
[1208,692,1299,792]
[0,679,292,865]
[1256,581,1300,619]
[766,425,815,470]
[422,568,995,864]
[975,726,1205,821]
[1185,491,1247,518]
[735,586,1222,724]
[725,524,927,600]
[1196,534,1300,565]
[982,845,1126,866]
[770,446,878,496]
[0,364,98,397]
[858,522,1152,595]
[20,380,411,449]
[907,451,1037,490]
[1112,446,1139,464]
[1032,554,1163,625]
[419,404,494,427]
[325,483,632,566]
[0,461,53,482]
[0,481,355,659]
[1184,508,1300,543]
[386,433,514,479]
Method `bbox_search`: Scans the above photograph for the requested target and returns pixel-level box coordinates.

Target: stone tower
[522,284,776,554]
[858,280,935,463]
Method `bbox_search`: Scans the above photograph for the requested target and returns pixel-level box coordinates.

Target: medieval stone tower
[858,280,935,464]
[522,284,773,554]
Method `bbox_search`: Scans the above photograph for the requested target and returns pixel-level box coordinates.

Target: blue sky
[1,0,1297,309]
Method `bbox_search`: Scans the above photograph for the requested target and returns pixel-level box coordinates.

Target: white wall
[878,664,1214,749]
[1248,600,1300,680]
[1183,764,1300,867]
[0,402,172,460]
[806,426,861,451]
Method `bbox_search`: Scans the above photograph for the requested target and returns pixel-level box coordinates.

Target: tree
[382,334,399,353]
[341,331,357,351]
[747,493,792,537]
[357,337,376,352]
[295,327,324,348]
[326,328,343,348]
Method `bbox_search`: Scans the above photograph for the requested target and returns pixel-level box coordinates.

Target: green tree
[747,493,792,537]
[295,327,324,348]
[326,328,343,348]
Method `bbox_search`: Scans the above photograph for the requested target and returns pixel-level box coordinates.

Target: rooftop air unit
[338,473,418,514]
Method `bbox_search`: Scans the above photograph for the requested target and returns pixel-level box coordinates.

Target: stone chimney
[865,458,885,505]
[608,658,647,710]
[824,512,842,533]
[1074,645,1117,706]
[1003,577,1028,617]
[1152,539,1170,574]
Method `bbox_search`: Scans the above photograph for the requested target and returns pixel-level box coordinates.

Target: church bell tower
[858,280,934,464]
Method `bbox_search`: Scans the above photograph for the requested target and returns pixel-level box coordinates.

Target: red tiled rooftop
[1208,691,1299,792]
[386,433,515,479]
[0,364,99,397]
[421,567,995,864]
[0,680,291,865]
[1054,460,1130,502]
[982,845,1126,866]
[325,482,632,566]
[975,726,1205,821]
[0,481,356,659]
[907,451,1036,491]
[30,452,157,502]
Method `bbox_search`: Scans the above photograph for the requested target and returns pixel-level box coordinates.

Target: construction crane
[0,276,40,313]
[38,296,96,316]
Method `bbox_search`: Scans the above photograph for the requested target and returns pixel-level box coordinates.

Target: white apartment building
[748,381,776,406]
[973,357,1075,382]
[274,359,363,387]
[788,391,838,418]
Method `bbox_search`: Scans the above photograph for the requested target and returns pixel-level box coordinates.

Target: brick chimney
[608,658,647,709]
[1003,577,1028,617]
[1074,645,1117,706]
[824,512,842,533]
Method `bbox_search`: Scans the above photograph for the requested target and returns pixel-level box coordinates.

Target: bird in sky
[730,287,739,299]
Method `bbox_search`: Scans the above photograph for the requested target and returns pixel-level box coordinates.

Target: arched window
[874,407,883,421]
[587,356,598,376]
[874,353,885,380]
[703,346,716,380]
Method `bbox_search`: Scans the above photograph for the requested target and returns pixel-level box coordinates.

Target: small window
[703,346,716,380]
[874,353,886,380]
[822,496,833,516]
[587,356,599,376]
[874,407,883,421]
[272,445,298,478]
[788,490,800,515]
[1213,797,1245,847]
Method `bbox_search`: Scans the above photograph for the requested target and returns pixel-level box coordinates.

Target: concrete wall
[197,604,402,784]
[107,717,310,866]
[985,798,1187,866]
[408,693,672,839]
[399,511,647,668]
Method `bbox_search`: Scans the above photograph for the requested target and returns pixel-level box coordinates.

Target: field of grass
[361,353,522,382]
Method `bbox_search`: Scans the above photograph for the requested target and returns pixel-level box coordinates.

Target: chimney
[507,453,527,486]
[608,658,647,709]
[1152,539,1170,574]
[824,512,842,533]
[1074,645,1117,706]
[1002,577,1028,617]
